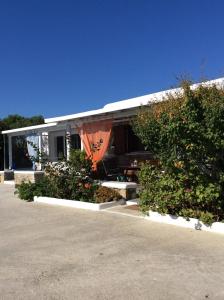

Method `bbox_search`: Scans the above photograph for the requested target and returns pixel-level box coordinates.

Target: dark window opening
[12,136,32,169]
[113,125,145,154]
[56,136,65,159]
[70,134,81,150]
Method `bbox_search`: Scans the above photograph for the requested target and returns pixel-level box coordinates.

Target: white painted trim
[8,135,12,169]
[126,199,139,206]
[4,181,15,185]
[2,122,58,135]
[34,196,122,211]
[45,77,224,124]
[102,181,137,189]
[145,211,224,234]
[66,125,71,160]
[14,171,44,174]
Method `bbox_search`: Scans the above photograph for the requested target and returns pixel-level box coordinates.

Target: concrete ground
[1,185,224,300]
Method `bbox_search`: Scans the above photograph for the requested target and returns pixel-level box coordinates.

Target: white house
[1,77,224,184]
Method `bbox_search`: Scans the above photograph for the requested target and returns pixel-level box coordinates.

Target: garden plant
[134,80,224,225]
[16,149,121,203]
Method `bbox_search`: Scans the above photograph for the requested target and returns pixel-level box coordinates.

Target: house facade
[1,77,224,183]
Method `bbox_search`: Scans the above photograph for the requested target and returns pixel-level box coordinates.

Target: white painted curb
[145,211,224,234]
[126,199,139,206]
[34,196,121,211]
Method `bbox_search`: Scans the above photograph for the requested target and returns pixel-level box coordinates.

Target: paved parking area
[1,184,224,300]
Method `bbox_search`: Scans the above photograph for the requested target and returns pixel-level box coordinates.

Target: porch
[1,121,154,185]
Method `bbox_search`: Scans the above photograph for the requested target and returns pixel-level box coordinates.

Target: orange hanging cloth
[78,120,113,170]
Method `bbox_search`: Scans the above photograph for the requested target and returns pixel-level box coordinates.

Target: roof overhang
[2,77,224,135]
[2,122,58,135]
[44,77,224,124]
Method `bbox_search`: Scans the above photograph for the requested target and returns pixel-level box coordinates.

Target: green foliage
[94,186,122,203]
[134,83,224,179]
[15,182,36,202]
[198,211,215,226]
[16,149,98,202]
[15,177,52,202]
[16,150,123,204]
[135,81,224,225]
[2,115,44,130]
[179,209,215,226]
[139,163,222,225]
[43,149,96,201]
[68,149,92,174]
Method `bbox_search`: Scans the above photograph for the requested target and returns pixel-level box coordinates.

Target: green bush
[68,149,92,175]
[15,182,36,202]
[94,186,122,203]
[15,177,52,202]
[16,150,98,202]
[43,149,96,201]
[138,163,222,225]
[134,81,224,225]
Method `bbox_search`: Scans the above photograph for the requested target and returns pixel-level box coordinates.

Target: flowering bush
[17,150,98,202]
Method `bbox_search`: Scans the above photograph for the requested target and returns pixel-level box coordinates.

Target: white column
[66,125,71,160]
[81,139,84,151]
[38,133,42,170]
[80,129,84,151]
[8,135,12,170]
[41,132,49,156]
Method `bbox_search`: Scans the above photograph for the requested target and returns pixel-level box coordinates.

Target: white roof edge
[103,77,224,110]
[44,77,224,124]
[2,122,58,135]
[45,108,105,124]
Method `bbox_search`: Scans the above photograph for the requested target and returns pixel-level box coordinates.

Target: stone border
[0,170,14,183]
[34,196,122,211]
[145,211,224,234]
[14,171,44,185]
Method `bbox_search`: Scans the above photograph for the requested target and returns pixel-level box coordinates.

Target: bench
[101,181,137,200]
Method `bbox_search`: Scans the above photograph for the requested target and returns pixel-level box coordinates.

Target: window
[113,125,145,154]
[56,136,65,159]
[70,134,81,150]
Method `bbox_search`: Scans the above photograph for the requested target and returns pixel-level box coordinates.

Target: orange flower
[84,183,92,189]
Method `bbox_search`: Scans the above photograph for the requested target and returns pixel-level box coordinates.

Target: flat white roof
[2,122,58,135]
[2,77,224,134]
[45,77,224,123]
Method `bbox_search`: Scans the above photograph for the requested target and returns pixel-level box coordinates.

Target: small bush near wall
[134,81,224,225]
[15,177,53,202]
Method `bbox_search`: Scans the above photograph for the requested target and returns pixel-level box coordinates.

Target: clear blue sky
[0,0,224,119]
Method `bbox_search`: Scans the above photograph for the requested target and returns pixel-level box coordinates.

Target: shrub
[135,80,224,226]
[134,81,224,180]
[15,181,36,202]
[94,186,122,203]
[68,149,92,175]
[16,149,98,202]
[15,177,52,201]
[43,150,96,201]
